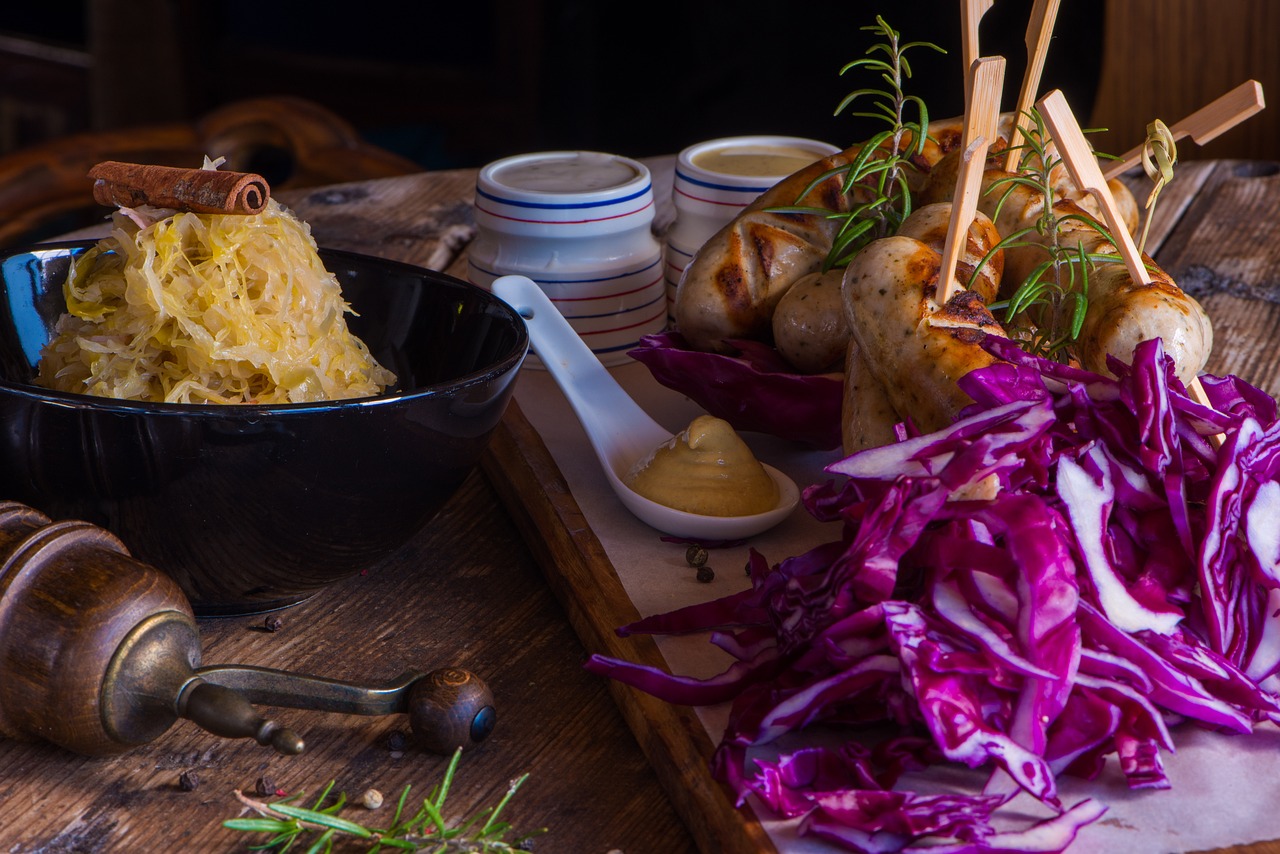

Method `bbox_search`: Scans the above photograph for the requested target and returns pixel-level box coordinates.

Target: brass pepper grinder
[0,501,495,757]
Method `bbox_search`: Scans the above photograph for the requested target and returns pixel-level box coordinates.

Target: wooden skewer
[961,0,995,106]
[939,56,1006,305]
[1002,0,1061,173]
[1037,88,1224,449]
[1102,80,1266,180]
[1038,90,1148,284]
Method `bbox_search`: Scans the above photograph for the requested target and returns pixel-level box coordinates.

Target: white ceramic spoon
[492,275,800,540]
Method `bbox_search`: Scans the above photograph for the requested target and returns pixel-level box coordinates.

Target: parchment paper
[512,362,1280,854]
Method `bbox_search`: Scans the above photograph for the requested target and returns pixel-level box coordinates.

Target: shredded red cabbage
[629,331,844,449]
[587,336,1280,852]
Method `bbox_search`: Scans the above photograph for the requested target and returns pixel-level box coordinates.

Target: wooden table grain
[0,167,696,853]
[2,156,1279,853]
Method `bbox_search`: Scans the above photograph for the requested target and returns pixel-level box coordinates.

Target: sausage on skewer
[1043,205,1213,386]
[674,114,1138,356]
[841,205,1007,439]
[839,202,1004,454]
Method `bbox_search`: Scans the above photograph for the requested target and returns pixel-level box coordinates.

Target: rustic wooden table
[0,156,1278,853]
[0,165,695,853]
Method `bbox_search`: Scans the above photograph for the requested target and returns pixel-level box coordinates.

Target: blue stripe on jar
[673,168,775,195]
[475,183,653,211]
[469,256,660,286]
[555,290,665,321]
[472,199,655,227]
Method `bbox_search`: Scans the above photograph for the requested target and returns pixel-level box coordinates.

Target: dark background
[0,0,1105,170]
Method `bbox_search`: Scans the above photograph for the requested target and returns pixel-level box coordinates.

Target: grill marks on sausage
[749,227,780,280]
[932,126,964,155]
[714,260,751,319]
[939,289,1003,329]
[934,290,1003,345]
[905,246,938,295]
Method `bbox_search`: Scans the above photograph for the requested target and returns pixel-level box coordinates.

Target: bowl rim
[0,240,530,416]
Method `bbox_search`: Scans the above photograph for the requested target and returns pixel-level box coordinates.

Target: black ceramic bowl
[0,242,528,615]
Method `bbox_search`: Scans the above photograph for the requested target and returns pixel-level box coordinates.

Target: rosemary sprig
[770,16,944,271]
[223,749,542,852]
[984,111,1121,361]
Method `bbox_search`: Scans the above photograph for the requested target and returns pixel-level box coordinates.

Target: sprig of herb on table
[223,748,542,852]
[769,16,944,271]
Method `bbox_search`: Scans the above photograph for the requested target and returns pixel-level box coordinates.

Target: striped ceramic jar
[664,136,840,319]
[469,151,666,367]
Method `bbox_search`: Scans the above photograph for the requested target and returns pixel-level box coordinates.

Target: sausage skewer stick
[940,56,1006,304]
[961,0,994,105]
[1002,0,1062,173]
[1038,89,1224,448]
[1102,80,1266,180]
[1038,91,1143,280]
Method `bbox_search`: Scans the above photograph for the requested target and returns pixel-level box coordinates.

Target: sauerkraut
[37,198,396,404]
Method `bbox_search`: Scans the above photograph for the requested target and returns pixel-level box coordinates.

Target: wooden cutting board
[473,159,1280,854]
[285,159,1280,853]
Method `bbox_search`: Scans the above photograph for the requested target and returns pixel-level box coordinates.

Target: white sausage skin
[841,337,899,455]
[772,269,850,373]
[1060,219,1214,385]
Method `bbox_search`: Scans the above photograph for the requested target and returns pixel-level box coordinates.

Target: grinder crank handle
[194,665,495,754]
[177,680,306,755]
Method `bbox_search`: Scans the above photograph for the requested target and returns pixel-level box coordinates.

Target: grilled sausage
[673,113,1084,355]
[921,166,1140,294]
[1056,210,1213,385]
[921,112,1141,236]
[772,268,849,373]
[896,202,1004,304]
[955,176,1212,386]
[674,123,958,354]
[841,337,900,454]
[841,226,1008,436]
[674,148,863,353]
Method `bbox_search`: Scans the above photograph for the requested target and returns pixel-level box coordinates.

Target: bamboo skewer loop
[1102,80,1266,180]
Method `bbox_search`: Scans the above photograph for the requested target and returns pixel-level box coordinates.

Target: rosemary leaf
[771,16,943,272]
[224,819,291,832]
[268,805,374,838]
[223,748,541,852]
[304,828,335,854]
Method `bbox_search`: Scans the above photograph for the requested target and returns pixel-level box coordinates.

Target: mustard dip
[624,415,779,516]
[689,145,822,178]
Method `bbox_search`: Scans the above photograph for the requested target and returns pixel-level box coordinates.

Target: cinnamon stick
[88,161,271,215]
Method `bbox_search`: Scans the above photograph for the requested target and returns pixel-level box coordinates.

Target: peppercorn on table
[2,158,1280,853]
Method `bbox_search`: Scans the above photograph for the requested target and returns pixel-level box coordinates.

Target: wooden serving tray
[476,159,1280,854]
[287,159,1280,852]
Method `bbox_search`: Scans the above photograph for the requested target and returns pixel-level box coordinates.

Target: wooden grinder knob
[408,668,496,754]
